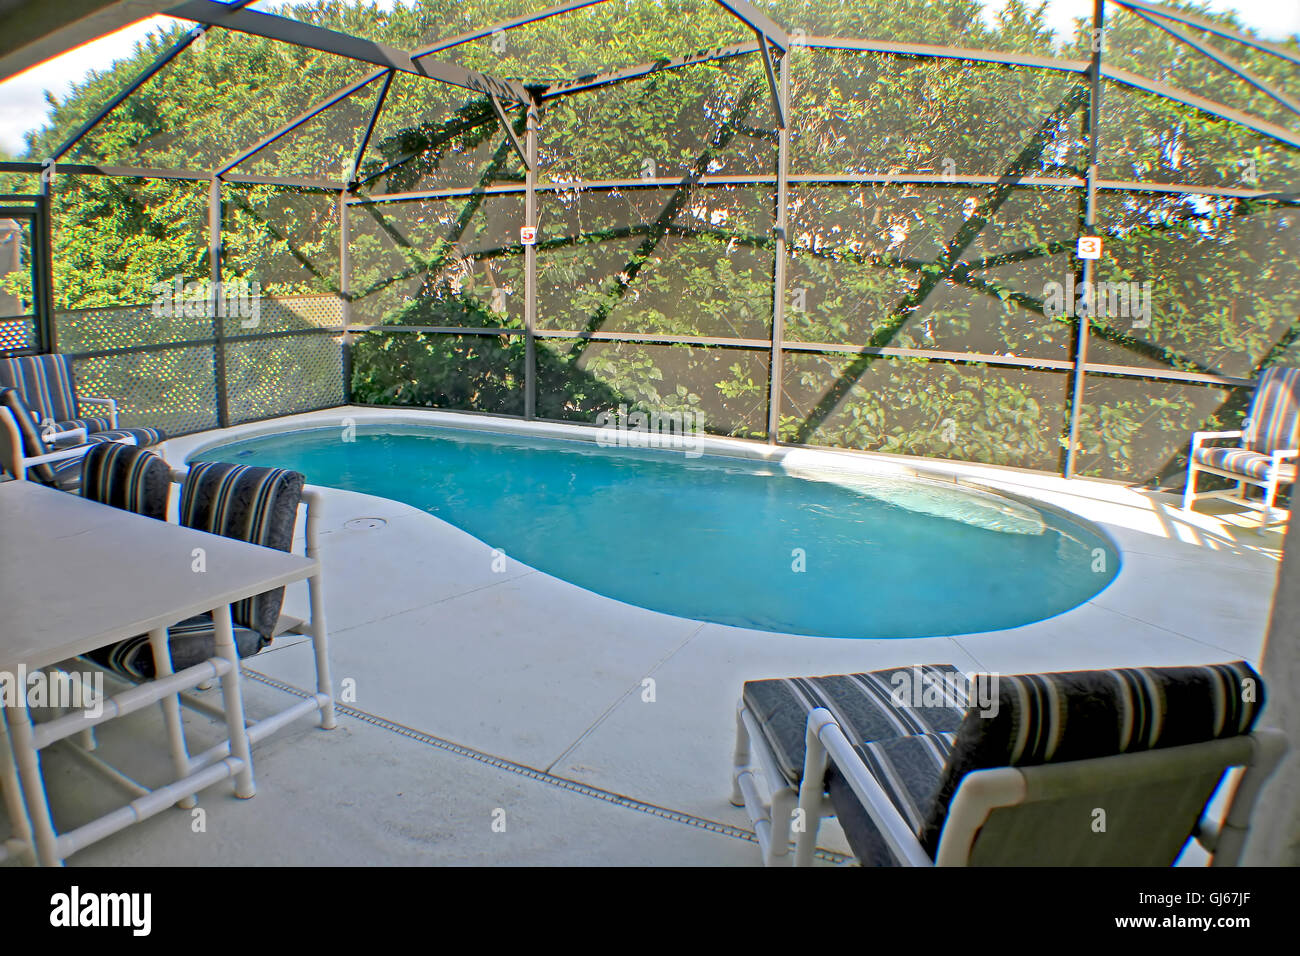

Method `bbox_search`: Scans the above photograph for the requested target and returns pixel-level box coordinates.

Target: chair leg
[793,720,831,867]
[730,703,750,808]
[1182,463,1198,512]
[1261,477,1279,529]
[307,571,336,730]
[149,627,195,810]
[0,710,36,864]
[212,605,256,800]
[766,788,797,865]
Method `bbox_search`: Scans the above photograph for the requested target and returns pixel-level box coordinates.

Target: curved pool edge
[158,404,1278,657]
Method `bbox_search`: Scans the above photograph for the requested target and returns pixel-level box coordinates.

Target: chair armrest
[802,708,933,866]
[47,427,88,446]
[1191,430,1243,450]
[24,444,95,467]
[78,396,119,428]
[1270,449,1298,461]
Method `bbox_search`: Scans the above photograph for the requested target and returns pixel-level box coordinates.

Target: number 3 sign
[1077,236,1103,259]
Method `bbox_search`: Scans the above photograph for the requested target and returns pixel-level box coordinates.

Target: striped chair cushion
[827,732,957,866]
[1245,366,1300,455]
[0,386,58,483]
[51,416,114,435]
[80,442,171,521]
[85,426,165,447]
[0,354,80,425]
[743,665,969,788]
[917,661,1265,858]
[85,615,268,681]
[180,461,305,638]
[1193,445,1296,482]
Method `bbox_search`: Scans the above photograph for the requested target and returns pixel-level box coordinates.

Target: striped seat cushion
[51,416,114,435]
[743,665,969,788]
[84,615,268,681]
[85,426,165,447]
[0,353,79,424]
[80,442,171,521]
[1245,366,1300,456]
[180,461,305,638]
[827,732,957,866]
[1193,445,1296,482]
[917,661,1265,859]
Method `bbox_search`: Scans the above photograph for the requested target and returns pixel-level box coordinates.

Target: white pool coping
[54,404,1280,866]
[162,403,1284,635]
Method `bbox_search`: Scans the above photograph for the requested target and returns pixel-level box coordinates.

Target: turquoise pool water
[193,424,1119,639]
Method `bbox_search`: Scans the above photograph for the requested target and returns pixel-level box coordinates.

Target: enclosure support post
[35,173,56,354]
[766,54,790,444]
[524,98,539,420]
[1064,0,1105,479]
[339,190,352,404]
[209,176,229,429]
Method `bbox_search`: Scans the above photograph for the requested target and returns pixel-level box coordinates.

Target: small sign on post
[520,226,537,245]
[1077,236,1103,259]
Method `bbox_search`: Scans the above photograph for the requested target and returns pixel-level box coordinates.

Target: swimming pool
[192,423,1119,639]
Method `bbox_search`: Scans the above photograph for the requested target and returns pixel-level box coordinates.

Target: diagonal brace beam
[756,32,785,128]
[1128,7,1300,119]
[712,0,788,52]
[165,0,530,102]
[489,92,531,171]
[347,70,395,190]
[216,70,385,177]
[1110,0,1300,67]
[414,0,610,61]
[49,25,208,162]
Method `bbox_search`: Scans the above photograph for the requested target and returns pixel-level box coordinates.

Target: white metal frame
[0,405,135,486]
[732,701,1288,867]
[77,467,338,804]
[75,395,120,429]
[2,606,258,867]
[1183,428,1297,529]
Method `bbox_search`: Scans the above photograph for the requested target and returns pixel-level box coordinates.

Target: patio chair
[78,440,171,521]
[0,387,164,489]
[732,661,1285,866]
[0,352,120,436]
[82,461,336,782]
[1183,366,1300,528]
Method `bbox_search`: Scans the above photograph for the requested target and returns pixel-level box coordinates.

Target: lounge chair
[0,352,120,437]
[0,386,164,489]
[81,460,336,783]
[732,662,1285,866]
[1183,366,1300,528]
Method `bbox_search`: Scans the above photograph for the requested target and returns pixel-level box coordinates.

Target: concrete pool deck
[7,406,1285,865]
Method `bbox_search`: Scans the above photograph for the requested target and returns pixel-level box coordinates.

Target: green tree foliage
[16,0,1300,481]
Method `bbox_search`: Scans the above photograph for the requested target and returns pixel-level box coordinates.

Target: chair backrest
[1245,366,1300,455]
[921,661,1265,866]
[179,461,305,638]
[0,386,57,483]
[0,354,79,425]
[80,442,171,521]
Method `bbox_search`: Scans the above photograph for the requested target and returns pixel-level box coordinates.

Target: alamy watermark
[151,275,261,328]
[0,665,104,718]
[594,404,705,458]
[888,666,1000,718]
[1043,273,1153,329]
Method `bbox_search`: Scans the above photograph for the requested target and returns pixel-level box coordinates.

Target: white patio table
[0,480,317,866]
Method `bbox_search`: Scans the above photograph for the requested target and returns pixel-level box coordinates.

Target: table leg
[5,696,61,866]
[0,709,35,863]
[148,627,196,810]
[212,603,255,799]
[308,570,337,730]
